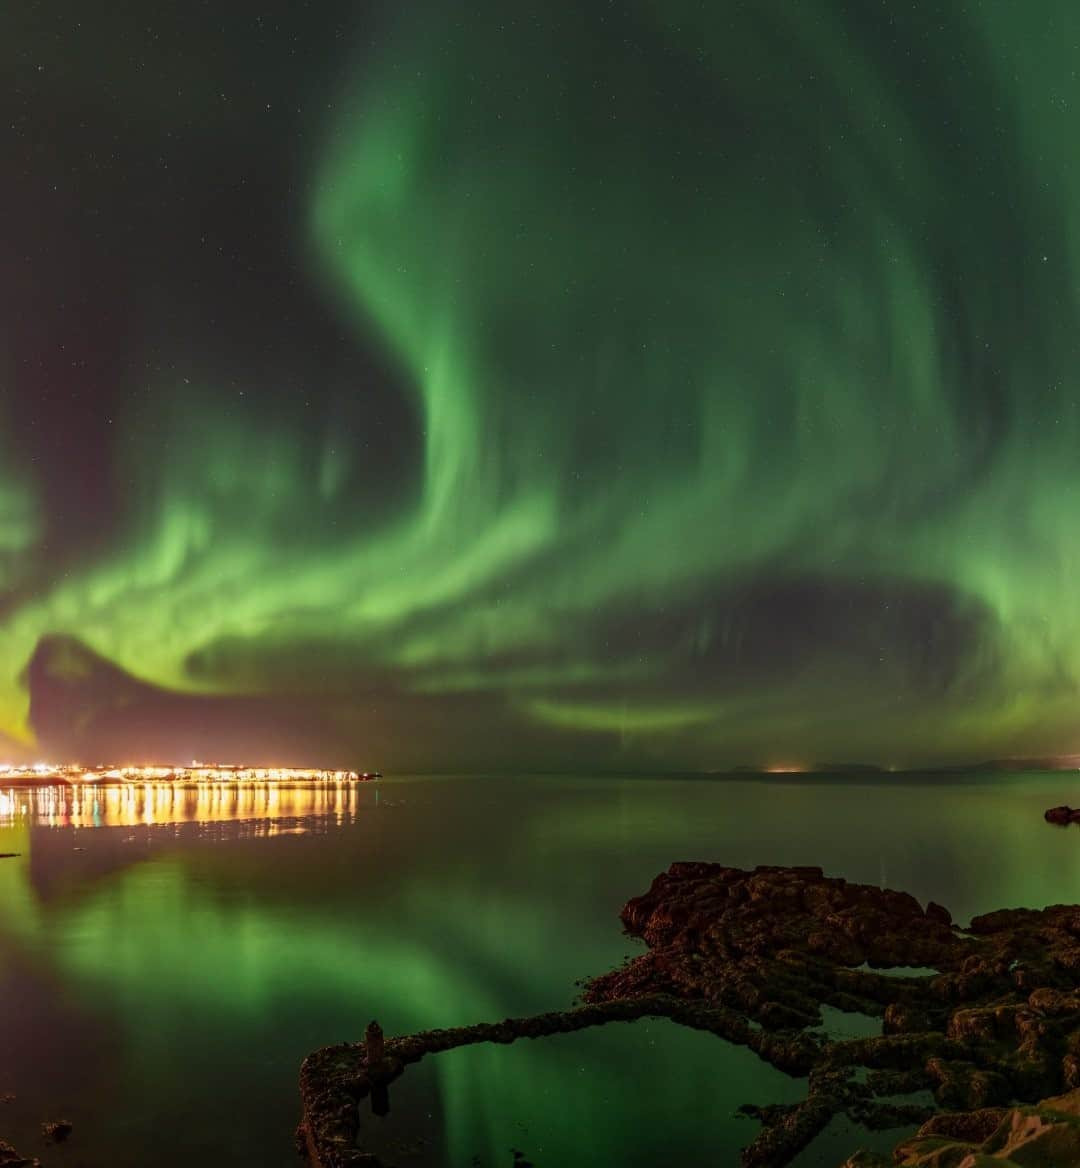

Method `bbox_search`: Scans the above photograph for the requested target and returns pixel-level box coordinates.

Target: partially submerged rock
[297,994,809,1168]
[845,1089,1080,1165]
[299,863,1080,1168]
[0,1141,38,1167]
[41,1118,72,1143]
[584,863,1080,1165]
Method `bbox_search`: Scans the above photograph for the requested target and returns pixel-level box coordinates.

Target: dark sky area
[2,1,1079,771]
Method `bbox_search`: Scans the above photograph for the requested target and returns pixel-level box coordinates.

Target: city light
[0,762,379,784]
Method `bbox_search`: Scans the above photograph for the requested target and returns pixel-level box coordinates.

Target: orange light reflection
[0,781,363,829]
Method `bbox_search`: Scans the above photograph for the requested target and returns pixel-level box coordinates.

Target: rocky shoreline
[0,1141,37,1167]
[585,862,1080,1164]
[298,863,1080,1166]
[842,1090,1080,1164]
[0,1115,70,1167]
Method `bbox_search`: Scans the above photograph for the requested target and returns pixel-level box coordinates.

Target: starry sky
[2,1,1080,771]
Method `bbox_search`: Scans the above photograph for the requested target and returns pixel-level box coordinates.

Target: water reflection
[1,773,1079,1167]
[0,781,367,830]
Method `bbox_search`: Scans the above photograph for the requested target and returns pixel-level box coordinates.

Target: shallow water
[1,772,1079,1166]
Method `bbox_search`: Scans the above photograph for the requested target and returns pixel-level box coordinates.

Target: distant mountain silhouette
[18,633,597,771]
[27,633,148,708]
[23,634,341,766]
[729,762,884,775]
[726,757,1080,776]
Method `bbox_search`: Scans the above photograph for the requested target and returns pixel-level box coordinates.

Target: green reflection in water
[3,850,797,1166]
[369,1021,805,1167]
[0,823,32,957]
[2,774,1080,1166]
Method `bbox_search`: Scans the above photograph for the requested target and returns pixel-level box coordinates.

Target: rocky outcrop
[1046,805,1080,825]
[842,1089,1080,1165]
[297,994,820,1168]
[583,863,1080,1165]
[299,863,1080,1168]
[0,1141,38,1167]
[297,993,832,1168]
[41,1119,72,1143]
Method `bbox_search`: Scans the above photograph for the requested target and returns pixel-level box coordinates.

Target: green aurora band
[3,1,1080,767]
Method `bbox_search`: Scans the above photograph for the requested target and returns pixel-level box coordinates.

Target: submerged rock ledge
[298,863,1080,1167]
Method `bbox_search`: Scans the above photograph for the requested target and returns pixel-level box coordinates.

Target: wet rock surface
[298,863,1080,1167]
[584,863,1080,1165]
[0,1141,38,1167]
[1046,805,1080,825]
[40,1120,71,1144]
[845,1089,1080,1165]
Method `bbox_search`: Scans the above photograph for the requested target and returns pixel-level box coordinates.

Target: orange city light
[0,762,379,784]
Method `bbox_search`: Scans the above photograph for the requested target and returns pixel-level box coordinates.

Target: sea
[1,771,1078,1167]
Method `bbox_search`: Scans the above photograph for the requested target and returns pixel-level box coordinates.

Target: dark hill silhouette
[23,634,340,766]
[18,633,596,771]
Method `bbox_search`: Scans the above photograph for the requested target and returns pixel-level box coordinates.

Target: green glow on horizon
[2,2,1080,766]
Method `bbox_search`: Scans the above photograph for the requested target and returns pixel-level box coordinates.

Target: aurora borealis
[4,1,1080,769]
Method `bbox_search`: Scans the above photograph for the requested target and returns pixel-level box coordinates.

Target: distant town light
[0,763,380,784]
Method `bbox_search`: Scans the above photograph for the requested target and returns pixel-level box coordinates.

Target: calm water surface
[2,772,1080,1167]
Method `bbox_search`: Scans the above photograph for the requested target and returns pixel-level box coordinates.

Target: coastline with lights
[0,763,380,785]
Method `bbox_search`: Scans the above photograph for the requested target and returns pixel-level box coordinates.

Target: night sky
[2,2,1079,771]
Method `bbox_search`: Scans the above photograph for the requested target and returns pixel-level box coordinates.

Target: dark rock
[41,1119,71,1143]
[582,864,1080,1163]
[1046,805,1080,825]
[838,1154,889,1168]
[893,1089,1080,1164]
[883,1002,931,1034]
[0,1141,38,1167]
[925,901,952,927]
[915,1105,1007,1143]
[298,863,1080,1168]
